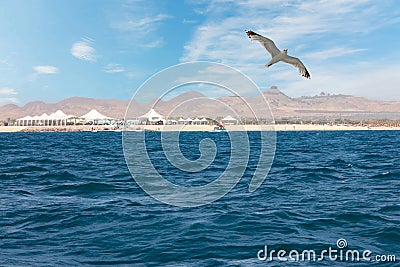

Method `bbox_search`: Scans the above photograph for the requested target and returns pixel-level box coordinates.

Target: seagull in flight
[246,30,311,79]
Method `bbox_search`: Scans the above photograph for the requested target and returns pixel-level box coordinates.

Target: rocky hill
[1,87,400,120]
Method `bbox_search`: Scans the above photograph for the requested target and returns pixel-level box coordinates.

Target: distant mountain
[157,91,245,118]
[260,90,400,119]
[1,88,400,120]
[0,97,129,120]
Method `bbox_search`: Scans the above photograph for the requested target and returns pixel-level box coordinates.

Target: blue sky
[0,0,399,106]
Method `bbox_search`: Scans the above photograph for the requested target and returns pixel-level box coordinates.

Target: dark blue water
[1,131,399,266]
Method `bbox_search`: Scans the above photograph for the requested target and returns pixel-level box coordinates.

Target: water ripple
[0,131,399,265]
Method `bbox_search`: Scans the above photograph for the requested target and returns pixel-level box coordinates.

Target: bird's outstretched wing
[281,55,311,79]
[246,30,280,57]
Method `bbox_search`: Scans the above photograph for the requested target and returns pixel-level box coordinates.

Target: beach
[1,124,400,133]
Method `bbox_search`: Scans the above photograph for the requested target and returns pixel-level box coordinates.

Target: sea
[1,131,399,266]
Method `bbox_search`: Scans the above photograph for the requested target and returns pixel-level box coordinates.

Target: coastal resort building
[15,109,114,126]
[139,109,165,124]
[79,109,113,125]
[221,115,238,125]
[16,110,75,126]
[176,117,209,125]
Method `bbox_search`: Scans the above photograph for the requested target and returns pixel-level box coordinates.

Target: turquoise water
[1,131,399,265]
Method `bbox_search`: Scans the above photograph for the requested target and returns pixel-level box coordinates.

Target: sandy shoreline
[1,124,400,133]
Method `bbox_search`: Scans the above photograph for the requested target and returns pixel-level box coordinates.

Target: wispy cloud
[181,0,400,99]
[181,0,387,62]
[0,87,18,105]
[110,1,172,49]
[113,13,171,32]
[138,38,164,48]
[0,87,17,95]
[283,62,400,100]
[104,63,125,73]
[182,19,197,24]
[0,59,14,71]
[304,47,367,60]
[0,97,18,106]
[33,65,59,74]
[71,38,97,62]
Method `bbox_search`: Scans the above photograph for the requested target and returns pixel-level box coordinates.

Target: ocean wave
[41,182,121,196]
[1,131,399,265]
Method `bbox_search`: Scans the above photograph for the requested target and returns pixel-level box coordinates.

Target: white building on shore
[16,110,75,126]
[16,109,113,126]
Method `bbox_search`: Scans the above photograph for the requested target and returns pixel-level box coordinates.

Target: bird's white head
[283,49,288,54]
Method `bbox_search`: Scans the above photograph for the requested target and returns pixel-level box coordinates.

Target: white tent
[139,109,164,122]
[50,110,71,120]
[16,110,74,126]
[39,113,50,120]
[221,115,238,125]
[193,118,201,125]
[178,118,186,125]
[37,113,50,126]
[16,109,113,126]
[47,110,75,125]
[31,115,41,126]
[20,116,32,120]
[16,116,32,126]
[80,109,113,121]
[16,115,45,126]
[200,118,208,125]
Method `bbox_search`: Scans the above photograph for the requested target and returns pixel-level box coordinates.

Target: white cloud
[33,65,59,74]
[284,63,400,100]
[110,1,172,49]
[0,87,17,95]
[182,19,197,24]
[181,0,384,62]
[104,63,125,73]
[113,13,171,32]
[181,0,400,100]
[0,97,18,106]
[138,38,164,48]
[71,38,97,61]
[0,59,14,71]
[304,47,367,60]
[0,87,18,105]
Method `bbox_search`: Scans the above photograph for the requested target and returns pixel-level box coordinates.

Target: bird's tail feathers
[265,62,273,68]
